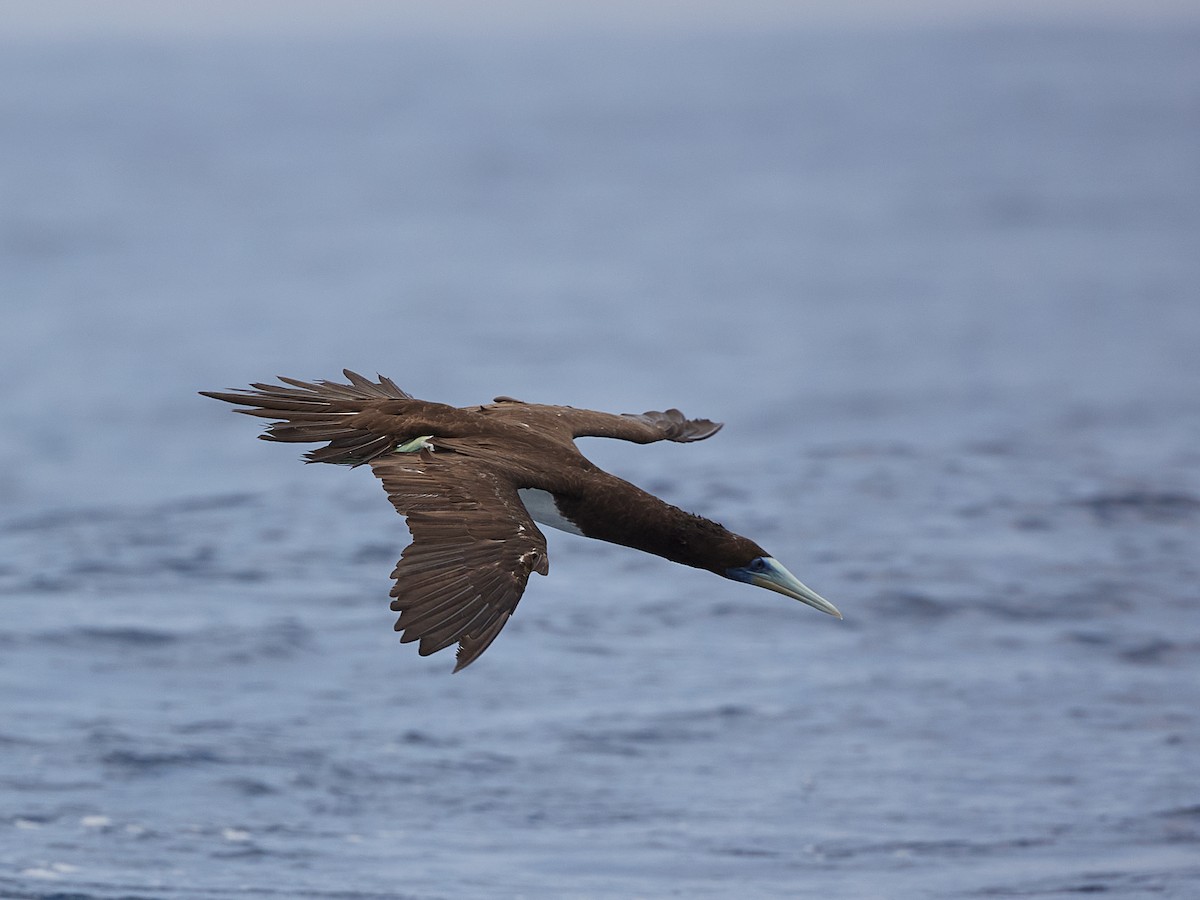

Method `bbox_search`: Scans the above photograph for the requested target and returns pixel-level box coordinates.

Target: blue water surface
[1,25,1198,899]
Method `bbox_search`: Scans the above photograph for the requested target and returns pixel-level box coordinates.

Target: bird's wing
[369,452,549,671]
[487,401,723,444]
[201,370,471,466]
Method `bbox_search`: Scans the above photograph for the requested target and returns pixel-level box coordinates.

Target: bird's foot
[393,435,435,453]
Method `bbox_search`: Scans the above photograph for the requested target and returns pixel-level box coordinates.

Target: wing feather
[370,453,548,671]
[485,403,722,444]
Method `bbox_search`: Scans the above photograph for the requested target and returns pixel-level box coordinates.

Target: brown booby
[201,370,840,671]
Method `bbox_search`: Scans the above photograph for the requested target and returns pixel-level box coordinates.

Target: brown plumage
[201,370,839,671]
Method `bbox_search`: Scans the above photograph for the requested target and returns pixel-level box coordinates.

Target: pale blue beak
[728,557,842,618]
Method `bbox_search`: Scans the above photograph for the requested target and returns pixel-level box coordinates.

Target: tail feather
[306,434,398,464]
[200,369,414,465]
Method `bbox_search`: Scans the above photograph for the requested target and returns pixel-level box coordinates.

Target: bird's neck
[557,475,734,572]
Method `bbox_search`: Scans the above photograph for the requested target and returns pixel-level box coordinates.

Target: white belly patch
[517,488,584,536]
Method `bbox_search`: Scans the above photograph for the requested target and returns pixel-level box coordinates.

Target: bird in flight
[201,370,840,671]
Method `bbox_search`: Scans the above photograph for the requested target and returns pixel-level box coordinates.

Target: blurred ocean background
[1,4,1199,897]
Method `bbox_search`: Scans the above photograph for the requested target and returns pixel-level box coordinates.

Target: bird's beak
[749,558,842,618]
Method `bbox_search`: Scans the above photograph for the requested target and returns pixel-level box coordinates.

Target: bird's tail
[200,369,414,465]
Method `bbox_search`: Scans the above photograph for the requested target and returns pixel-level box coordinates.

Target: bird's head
[724,546,842,619]
[661,516,841,619]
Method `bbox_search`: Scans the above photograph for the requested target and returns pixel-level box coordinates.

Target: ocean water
[1,25,1199,899]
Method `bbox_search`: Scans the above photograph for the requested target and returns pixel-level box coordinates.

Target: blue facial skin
[726,556,770,583]
[727,556,842,619]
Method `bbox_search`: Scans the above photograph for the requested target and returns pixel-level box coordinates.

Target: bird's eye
[750,558,768,573]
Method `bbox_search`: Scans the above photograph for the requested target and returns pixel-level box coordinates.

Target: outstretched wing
[486,401,723,444]
[201,370,426,465]
[370,452,549,671]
